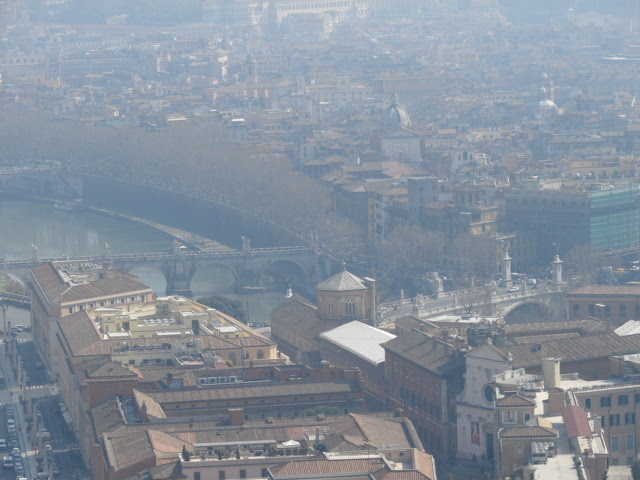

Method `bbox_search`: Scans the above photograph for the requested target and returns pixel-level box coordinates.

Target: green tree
[197,295,246,322]
[182,445,190,462]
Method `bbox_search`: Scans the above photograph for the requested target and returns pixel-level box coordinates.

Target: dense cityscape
[3,0,640,479]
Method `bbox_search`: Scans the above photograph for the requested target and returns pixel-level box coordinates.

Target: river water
[0,198,285,324]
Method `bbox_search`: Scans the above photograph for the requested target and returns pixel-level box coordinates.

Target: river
[0,198,286,324]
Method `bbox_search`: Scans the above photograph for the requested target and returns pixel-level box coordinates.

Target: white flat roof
[319,320,395,366]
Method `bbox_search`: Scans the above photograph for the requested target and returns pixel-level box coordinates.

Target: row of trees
[0,106,607,295]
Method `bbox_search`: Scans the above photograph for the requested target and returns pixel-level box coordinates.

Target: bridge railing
[0,246,317,269]
[0,291,29,302]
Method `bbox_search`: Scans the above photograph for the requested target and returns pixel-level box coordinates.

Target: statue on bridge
[241,236,252,252]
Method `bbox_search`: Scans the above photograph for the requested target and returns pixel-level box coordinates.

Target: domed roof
[381,93,411,127]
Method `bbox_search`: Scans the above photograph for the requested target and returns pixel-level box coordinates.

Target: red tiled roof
[270,458,385,477]
[562,406,592,439]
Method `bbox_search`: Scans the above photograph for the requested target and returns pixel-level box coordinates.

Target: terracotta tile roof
[499,333,640,368]
[374,470,432,480]
[270,295,343,351]
[349,413,414,449]
[134,390,167,420]
[104,431,155,471]
[89,397,126,440]
[562,406,592,439]
[413,449,436,480]
[504,320,606,337]
[270,458,386,478]
[123,462,186,480]
[499,426,558,439]
[73,356,139,383]
[135,380,360,405]
[382,332,464,376]
[147,430,190,453]
[495,394,536,407]
[511,332,581,345]
[31,262,150,305]
[57,311,102,356]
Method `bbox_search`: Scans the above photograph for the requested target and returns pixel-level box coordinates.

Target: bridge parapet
[0,246,324,298]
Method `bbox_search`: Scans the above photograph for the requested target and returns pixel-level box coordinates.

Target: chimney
[547,388,565,416]
[228,408,245,426]
[140,402,148,422]
[542,358,561,390]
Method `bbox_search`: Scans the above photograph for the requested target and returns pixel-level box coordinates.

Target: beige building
[567,285,640,326]
[271,268,377,360]
[30,261,153,379]
[571,382,640,467]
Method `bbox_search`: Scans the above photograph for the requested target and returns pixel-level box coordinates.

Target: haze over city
[3,1,640,480]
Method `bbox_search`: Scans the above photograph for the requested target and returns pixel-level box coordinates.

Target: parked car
[2,456,13,469]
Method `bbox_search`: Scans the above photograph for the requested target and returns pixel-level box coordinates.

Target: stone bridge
[0,290,30,308]
[378,283,568,325]
[0,246,329,297]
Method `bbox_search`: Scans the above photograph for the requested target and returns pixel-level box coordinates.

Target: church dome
[381,93,411,127]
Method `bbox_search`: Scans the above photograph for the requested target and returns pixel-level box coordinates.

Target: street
[0,306,88,480]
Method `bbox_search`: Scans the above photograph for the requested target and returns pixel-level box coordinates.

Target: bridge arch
[122,265,167,295]
[259,258,310,284]
[190,261,240,298]
[503,300,554,324]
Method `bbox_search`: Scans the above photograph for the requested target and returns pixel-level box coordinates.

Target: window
[327,302,334,316]
[585,398,591,409]
[600,396,611,407]
[636,393,640,404]
[240,470,247,479]
[625,412,635,425]
[68,307,73,314]
[194,473,201,480]
[612,458,619,466]
[345,299,355,316]
[219,472,226,480]
[601,416,605,428]
[588,304,595,317]
[610,414,620,426]
[524,413,531,423]
[515,446,523,457]
[573,304,580,314]
[619,395,629,406]
[620,305,627,317]
[502,410,516,424]
[627,435,634,449]
[611,436,619,451]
